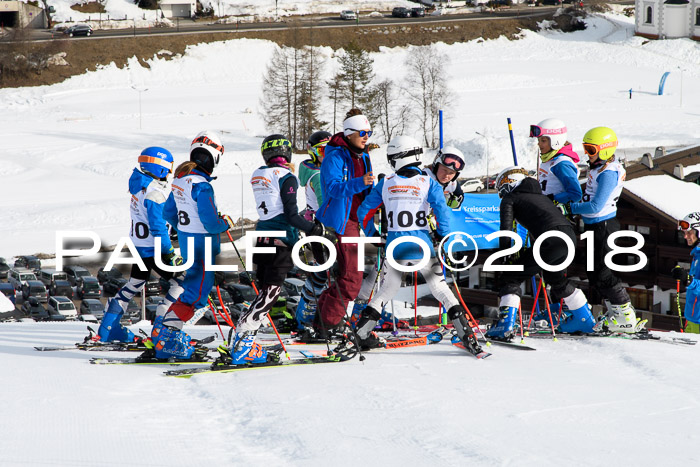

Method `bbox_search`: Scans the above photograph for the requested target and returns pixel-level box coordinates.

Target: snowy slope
[1,321,699,466]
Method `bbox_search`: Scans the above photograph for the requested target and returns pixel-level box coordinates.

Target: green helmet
[582,127,618,160]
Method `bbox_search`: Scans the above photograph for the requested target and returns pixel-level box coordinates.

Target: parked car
[411,7,426,17]
[206,289,235,324]
[7,268,37,290]
[0,258,10,279]
[144,296,164,322]
[340,10,356,20]
[63,24,93,37]
[14,255,41,274]
[282,278,304,298]
[286,266,307,281]
[103,277,128,297]
[77,276,102,299]
[238,270,257,286]
[22,297,49,321]
[80,299,105,319]
[126,300,142,322]
[392,7,411,18]
[22,280,48,303]
[64,265,91,286]
[49,280,74,299]
[38,269,68,287]
[461,179,485,193]
[47,296,78,319]
[0,282,16,305]
[97,267,122,285]
[222,283,257,318]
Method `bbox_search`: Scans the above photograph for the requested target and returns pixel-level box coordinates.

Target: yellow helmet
[582,127,618,160]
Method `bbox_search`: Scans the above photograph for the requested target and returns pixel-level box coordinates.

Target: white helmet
[433,146,466,178]
[496,166,529,198]
[679,212,700,238]
[387,135,423,171]
[530,118,568,152]
[190,130,224,174]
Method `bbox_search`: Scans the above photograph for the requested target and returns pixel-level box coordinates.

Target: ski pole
[225,230,290,359]
[207,297,228,346]
[526,278,542,331]
[539,278,558,341]
[517,303,525,344]
[676,279,685,332]
[413,271,418,336]
[216,285,235,328]
[507,117,518,165]
[300,241,333,356]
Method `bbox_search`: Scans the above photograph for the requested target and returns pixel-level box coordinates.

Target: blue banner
[445,193,527,252]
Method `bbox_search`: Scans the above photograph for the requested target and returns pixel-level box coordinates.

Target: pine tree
[334,41,375,111]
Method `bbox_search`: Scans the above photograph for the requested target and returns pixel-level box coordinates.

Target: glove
[553,201,571,217]
[163,249,183,267]
[310,220,337,244]
[672,266,689,285]
[427,214,437,233]
[446,193,464,209]
[220,213,236,230]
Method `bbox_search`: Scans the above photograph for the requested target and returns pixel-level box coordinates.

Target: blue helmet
[139,146,174,180]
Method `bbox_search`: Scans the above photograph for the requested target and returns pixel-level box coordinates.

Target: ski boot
[153,325,196,360]
[226,331,275,365]
[594,302,644,334]
[97,298,135,343]
[446,306,484,355]
[485,306,517,341]
[557,289,595,334]
[354,306,384,350]
[533,302,561,328]
[295,296,317,330]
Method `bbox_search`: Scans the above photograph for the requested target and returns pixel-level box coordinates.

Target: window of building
[646,6,653,24]
[696,7,700,26]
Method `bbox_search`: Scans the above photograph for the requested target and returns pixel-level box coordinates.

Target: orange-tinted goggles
[582,143,599,156]
[679,220,691,231]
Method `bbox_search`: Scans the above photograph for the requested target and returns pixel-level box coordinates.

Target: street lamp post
[234,162,244,238]
[131,85,148,130]
[475,131,489,193]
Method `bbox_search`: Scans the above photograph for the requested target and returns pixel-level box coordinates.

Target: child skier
[673,212,700,333]
[223,134,335,365]
[569,127,644,333]
[487,166,595,341]
[355,135,483,355]
[97,147,184,344]
[529,118,582,204]
[154,130,232,360]
[295,130,332,336]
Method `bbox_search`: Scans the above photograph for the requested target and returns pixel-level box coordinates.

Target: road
[19,5,567,43]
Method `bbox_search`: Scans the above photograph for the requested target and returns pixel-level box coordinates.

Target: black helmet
[307,131,332,164]
[190,130,224,175]
[261,134,292,164]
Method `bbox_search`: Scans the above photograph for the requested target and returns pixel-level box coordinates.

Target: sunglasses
[349,129,373,137]
[441,153,465,172]
[529,125,567,138]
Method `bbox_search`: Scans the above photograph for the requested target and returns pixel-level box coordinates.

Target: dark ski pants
[316,219,363,327]
[584,218,630,306]
[499,225,576,303]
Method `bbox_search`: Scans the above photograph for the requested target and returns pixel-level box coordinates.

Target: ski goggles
[679,220,693,231]
[348,129,373,138]
[308,142,327,158]
[439,152,465,172]
[583,141,617,157]
[192,135,224,154]
[529,125,567,138]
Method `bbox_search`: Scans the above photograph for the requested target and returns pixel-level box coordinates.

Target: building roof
[624,174,700,222]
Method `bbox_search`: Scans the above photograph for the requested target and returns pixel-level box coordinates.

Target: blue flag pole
[507,117,518,165]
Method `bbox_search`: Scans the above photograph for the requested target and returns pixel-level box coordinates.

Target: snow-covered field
[2,13,700,465]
